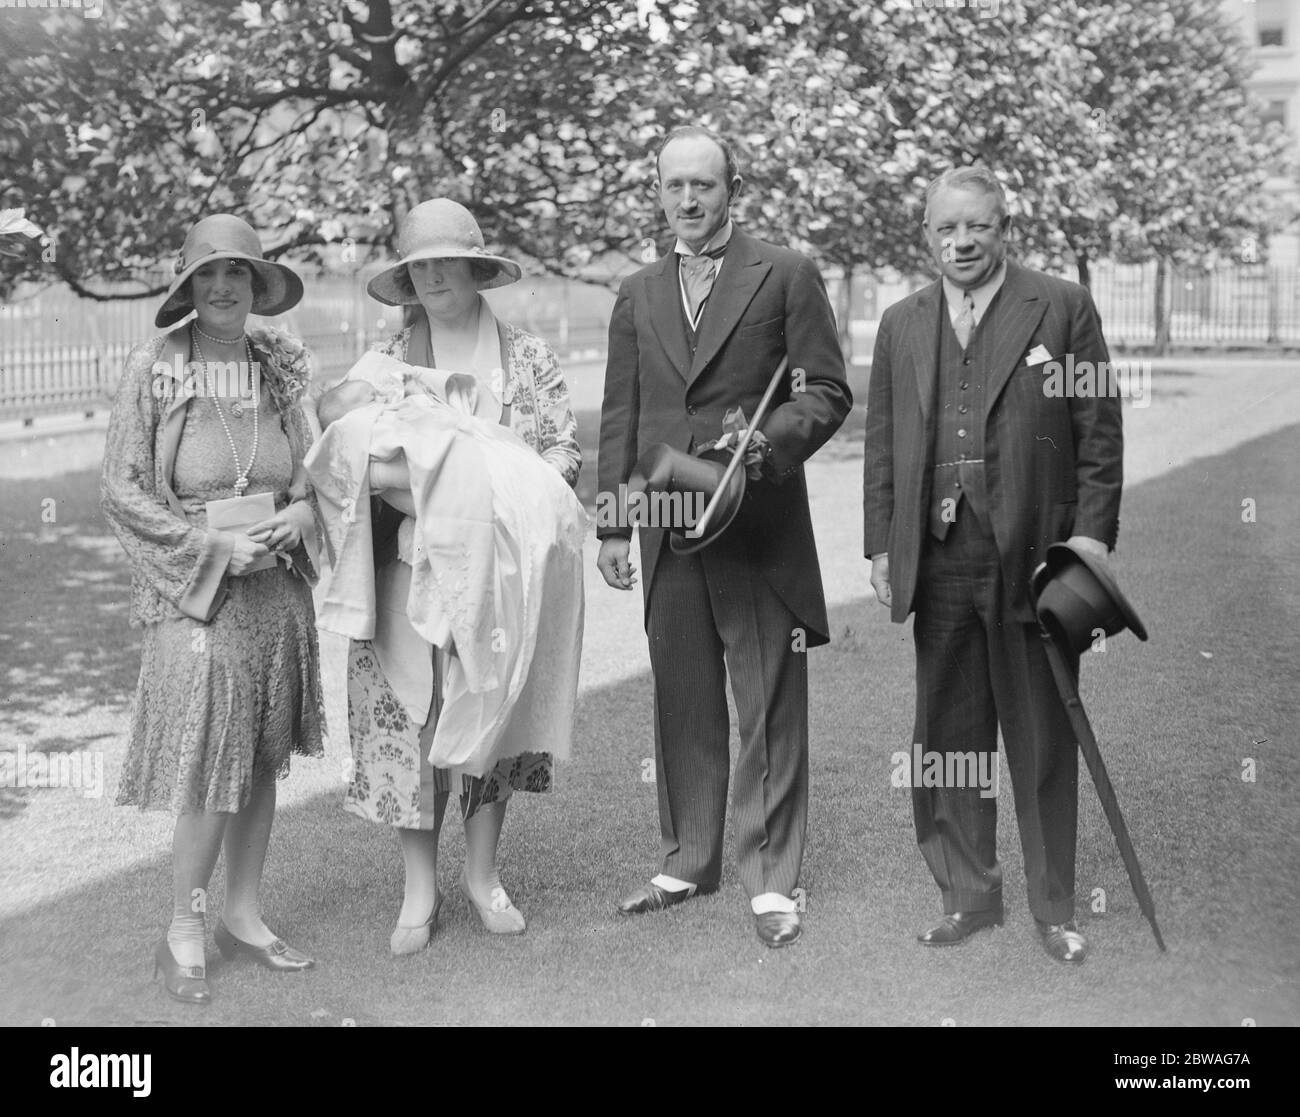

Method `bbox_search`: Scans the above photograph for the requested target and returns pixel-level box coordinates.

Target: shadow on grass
[0,469,140,820]
[0,475,138,729]
[2,425,1298,1025]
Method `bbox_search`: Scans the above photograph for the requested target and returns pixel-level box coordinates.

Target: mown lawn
[0,419,1296,1026]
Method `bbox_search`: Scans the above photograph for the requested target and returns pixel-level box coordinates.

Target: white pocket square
[1026,344,1053,367]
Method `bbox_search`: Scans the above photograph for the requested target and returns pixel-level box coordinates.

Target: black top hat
[628,444,747,554]
[1031,541,1148,654]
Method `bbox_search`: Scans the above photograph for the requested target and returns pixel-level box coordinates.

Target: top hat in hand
[1030,542,1148,654]
[628,444,747,555]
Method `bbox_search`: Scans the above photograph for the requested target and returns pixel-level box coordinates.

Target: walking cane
[684,355,789,541]
[1033,545,1166,952]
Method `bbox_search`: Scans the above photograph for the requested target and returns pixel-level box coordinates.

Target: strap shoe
[214,922,315,971]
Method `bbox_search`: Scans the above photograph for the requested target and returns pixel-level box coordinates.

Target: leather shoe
[1036,919,1087,964]
[917,905,1004,946]
[214,922,315,972]
[153,939,211,1005]
[616,882,697,916]
[755,911,801,948]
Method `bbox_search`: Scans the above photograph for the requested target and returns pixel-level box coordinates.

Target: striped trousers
[644,533,809,899]
[911,511,1080,924]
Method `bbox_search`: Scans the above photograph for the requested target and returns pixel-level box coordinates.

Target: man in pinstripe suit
[863,166,1123,964]
[596,126,851,947]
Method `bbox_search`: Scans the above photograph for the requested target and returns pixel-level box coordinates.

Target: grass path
[1,365,1297,1025]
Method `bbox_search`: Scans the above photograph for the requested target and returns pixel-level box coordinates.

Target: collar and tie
[953,289,976,349]
[943,259,1006,350]
[679,242,727,323]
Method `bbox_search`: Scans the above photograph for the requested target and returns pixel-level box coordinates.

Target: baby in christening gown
[316,377,384,427]
[316,357,428,491]
[304,348,585,777]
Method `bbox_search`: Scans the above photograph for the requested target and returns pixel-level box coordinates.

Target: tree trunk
[1153,255,1170,356]
[837,263,854,364]
[1075,252,1091,292]
[1267,264,1280,345]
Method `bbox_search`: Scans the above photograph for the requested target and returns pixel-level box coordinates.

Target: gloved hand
[696,406,773,480]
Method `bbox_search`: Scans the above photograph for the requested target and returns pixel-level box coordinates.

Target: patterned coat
[101,325,318,627]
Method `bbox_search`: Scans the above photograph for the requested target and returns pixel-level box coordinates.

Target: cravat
[954,290,976,349]
[680,243,727,321]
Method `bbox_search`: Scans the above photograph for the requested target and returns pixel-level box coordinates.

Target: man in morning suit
[597,125,851,947]
[862,166,1123,964]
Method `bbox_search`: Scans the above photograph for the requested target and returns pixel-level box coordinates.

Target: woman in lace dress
[331,198,580,954]
[101,214,325,1004]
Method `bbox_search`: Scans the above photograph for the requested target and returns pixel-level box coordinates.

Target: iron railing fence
[0,269,614,421]
[2,262,1295,423]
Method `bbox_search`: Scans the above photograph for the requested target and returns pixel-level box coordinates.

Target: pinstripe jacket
[863,261,1123,623]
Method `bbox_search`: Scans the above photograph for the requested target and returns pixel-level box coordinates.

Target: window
[1256,0,1289,47]
[1261,100,1287,128]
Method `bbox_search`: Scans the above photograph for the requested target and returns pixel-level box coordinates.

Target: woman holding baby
[319,199,581,954]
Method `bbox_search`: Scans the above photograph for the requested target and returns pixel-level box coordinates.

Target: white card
[205,492,278,573]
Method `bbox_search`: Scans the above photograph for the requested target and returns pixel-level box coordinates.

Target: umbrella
[1032,543,1166,952]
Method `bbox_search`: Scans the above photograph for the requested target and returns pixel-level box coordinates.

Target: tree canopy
[0,0,1292,302]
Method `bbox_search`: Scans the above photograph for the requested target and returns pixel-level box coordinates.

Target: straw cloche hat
[366,198,522,306]
[155,214,303,328]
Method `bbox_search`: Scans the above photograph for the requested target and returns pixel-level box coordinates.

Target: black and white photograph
[0,0,1296,1055]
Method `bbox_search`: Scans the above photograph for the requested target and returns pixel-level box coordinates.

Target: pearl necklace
[191,322,257,417]
[191,323,246,346]
[192,327,259,496]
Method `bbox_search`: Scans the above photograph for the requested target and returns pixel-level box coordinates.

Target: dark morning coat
[597,229,852,645]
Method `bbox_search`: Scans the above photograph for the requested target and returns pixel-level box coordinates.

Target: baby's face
[318,380,377,428]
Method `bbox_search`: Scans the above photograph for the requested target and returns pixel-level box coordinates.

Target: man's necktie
[680,243,727,321]
[954,290,976,349]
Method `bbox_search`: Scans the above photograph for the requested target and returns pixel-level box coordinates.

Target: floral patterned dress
[342,320,580,827]
[103,328,325,813]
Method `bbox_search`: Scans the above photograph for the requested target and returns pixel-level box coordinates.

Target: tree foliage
[0,0,1291,308]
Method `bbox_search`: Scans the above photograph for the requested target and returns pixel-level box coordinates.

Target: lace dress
[113,376,325,813]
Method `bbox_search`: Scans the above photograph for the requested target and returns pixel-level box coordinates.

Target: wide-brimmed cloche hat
[155,214,304,328]
[366,198,522,306]
[1031,541,1149,654]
